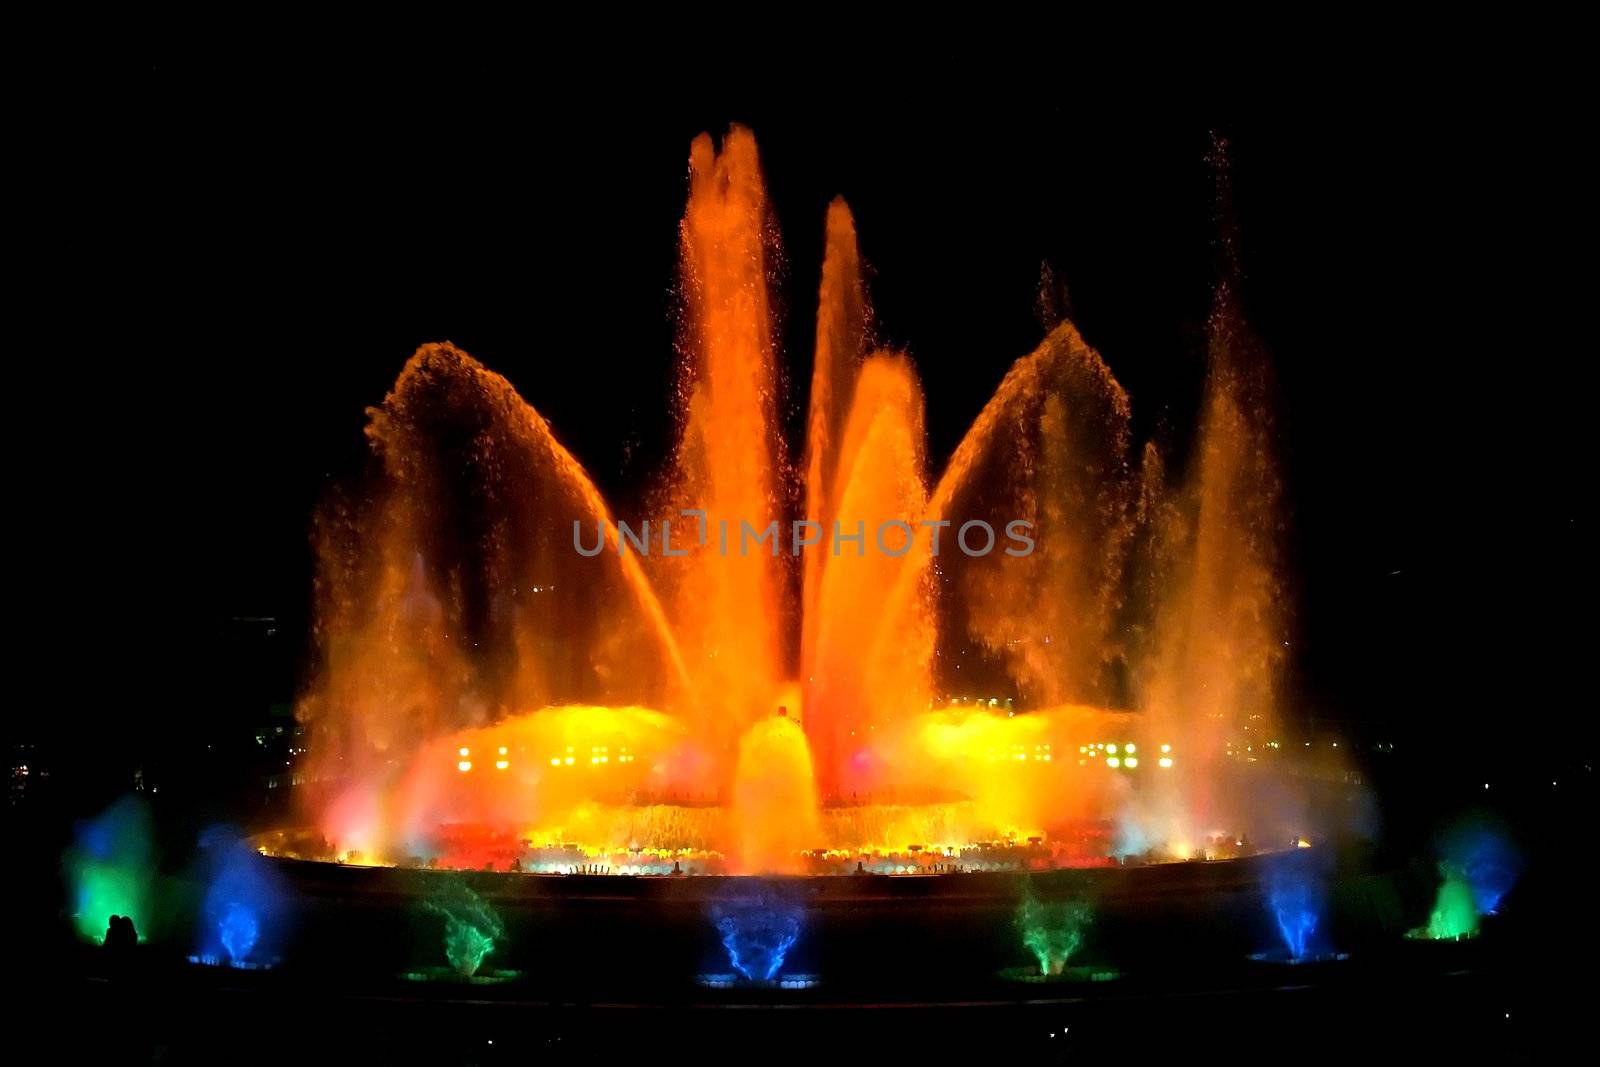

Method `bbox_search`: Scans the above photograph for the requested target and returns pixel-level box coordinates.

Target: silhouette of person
[104,914,138,955]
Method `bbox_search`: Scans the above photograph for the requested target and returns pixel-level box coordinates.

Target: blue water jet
[1270,880,1320,960]
[710,894,804,982]
[1262,859,1331,962]
[194,827,286,968]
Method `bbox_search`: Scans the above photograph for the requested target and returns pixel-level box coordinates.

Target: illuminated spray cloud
[192,827,287,968]
[289,126,1291,872]
[65,795,155,944]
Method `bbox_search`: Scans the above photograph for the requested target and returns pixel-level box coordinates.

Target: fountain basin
[697,974,820,990]
[997,965,1121,983]
[1247,949,1349,965]
[400,967,522,985]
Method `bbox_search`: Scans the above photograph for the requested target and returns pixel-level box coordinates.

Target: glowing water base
[276,127,1295,875]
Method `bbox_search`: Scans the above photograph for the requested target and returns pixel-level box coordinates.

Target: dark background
[10,59,1589,815]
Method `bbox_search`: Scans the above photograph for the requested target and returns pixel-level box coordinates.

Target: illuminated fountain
[700,892,815,989]
[1407,819,1520,942]
[188,828,287,969]
[1250,860,1346,964]
[1000,885,1117,983]
[279,128,1293,875]
[67,796,154,944]
[404,877,519,983]
[1410,873,1480,943]
[1438,818,1522,917]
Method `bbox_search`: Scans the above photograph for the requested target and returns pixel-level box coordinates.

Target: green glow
[72,864,148,943]
[65,797,154,944]
[442,916,496,976]
[1420,874,1480,941]
[1018,891,1093,976]
[424,878,505,978]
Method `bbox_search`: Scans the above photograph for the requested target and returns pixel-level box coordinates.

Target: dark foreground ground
[25,934,1563,1061]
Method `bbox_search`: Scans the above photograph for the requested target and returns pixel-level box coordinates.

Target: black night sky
[11,60,1588,805]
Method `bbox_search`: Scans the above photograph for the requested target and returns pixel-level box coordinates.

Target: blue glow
[219,902,260,964]
[711,894,804,982]
[1271,884,1319,960]
[1109,815,1153,859]
[1266,862,1326,962]
[196,827,286,968]
[1439,819,1522,916]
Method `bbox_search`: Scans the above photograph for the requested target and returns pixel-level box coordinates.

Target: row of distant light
[1076,742,1175,769]
[522,862,676,875]
[989,744,1054,762]
[455,744,636,772]
[1225,740,1285,754]
[454,740,1173,773]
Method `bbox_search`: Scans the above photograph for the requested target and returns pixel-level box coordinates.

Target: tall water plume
[661,126,790,763]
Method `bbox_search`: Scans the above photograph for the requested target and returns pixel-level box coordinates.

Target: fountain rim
[255,847,1294,906]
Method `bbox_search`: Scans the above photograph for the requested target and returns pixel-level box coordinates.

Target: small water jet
[1408,872,1481,943]
[703,893,810,987]
[1249,861,1346,964]
[1408,819,1520,942]
[189,827,287,969]
[404,877,519,983]
[1000,885,1117,982]
[1270,884,1319,961]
